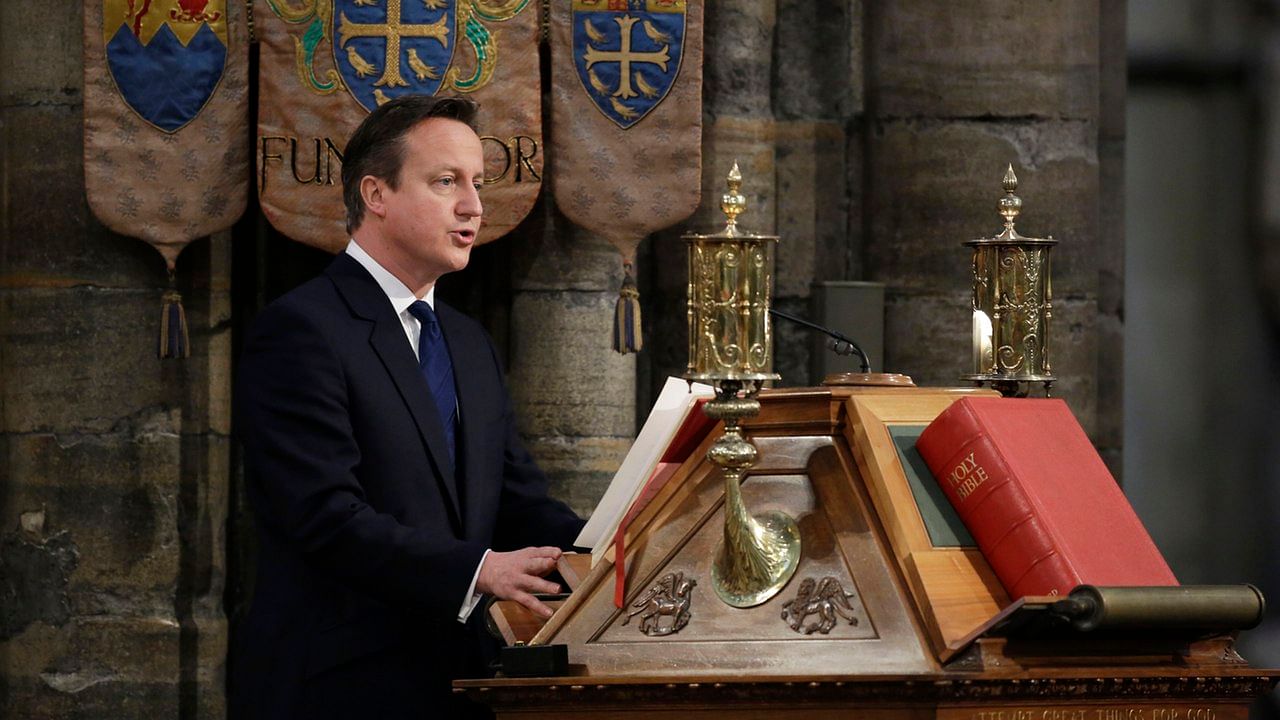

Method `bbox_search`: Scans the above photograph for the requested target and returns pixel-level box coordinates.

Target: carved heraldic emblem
[621,571,696,636]
[780,576,860,635]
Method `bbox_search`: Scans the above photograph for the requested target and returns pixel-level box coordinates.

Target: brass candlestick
[684,163,800,608]
[962,165,1057,397]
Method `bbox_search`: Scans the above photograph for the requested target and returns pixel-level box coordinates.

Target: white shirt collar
[345,239,435,312]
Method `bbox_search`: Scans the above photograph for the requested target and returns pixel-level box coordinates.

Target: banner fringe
[159,288,190,360]
[612,264,642,354]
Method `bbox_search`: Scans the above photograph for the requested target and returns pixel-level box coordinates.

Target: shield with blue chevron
[332,0,456,112]
[572,0,686,129]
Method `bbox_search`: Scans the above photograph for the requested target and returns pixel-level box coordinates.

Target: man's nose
[458,183,483,217]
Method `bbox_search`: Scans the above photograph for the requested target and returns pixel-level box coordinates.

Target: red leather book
[915,397,1177,599]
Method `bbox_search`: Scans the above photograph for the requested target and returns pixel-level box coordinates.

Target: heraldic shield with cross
[573,0,686,129]
[332,0,457,112]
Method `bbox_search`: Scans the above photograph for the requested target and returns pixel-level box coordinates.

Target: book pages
[576,377,714,562]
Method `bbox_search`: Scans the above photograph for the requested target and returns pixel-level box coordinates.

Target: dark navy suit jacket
[230,254,583,718]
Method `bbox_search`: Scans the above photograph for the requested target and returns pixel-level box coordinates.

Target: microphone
[768,308,872,374]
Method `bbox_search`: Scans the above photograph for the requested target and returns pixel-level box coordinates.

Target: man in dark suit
[231,96,584,719]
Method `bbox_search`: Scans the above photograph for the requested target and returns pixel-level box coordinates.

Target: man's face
[372,117,484,286]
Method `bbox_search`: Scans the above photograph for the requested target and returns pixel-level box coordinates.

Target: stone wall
[0,3,230,716]
[506,212,636,518]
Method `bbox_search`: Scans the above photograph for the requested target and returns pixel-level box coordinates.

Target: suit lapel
[326,255,463,528]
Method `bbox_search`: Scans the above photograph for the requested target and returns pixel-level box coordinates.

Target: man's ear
[360,175,386,219]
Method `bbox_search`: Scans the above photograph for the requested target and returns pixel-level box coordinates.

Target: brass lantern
[962,165,1057,397]
[683,163,800,608]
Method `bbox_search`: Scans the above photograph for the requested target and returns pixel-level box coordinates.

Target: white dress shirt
[345,239,488,623]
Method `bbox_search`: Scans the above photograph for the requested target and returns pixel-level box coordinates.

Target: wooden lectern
[459,387,1278,718]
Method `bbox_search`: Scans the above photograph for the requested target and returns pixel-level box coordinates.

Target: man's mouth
[450,228,477,244]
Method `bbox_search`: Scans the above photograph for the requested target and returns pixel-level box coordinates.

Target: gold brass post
[703,383,801,607]
[684,165,800,608]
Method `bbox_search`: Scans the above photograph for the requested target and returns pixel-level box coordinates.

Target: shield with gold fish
[332,0,457,111]
[572,0,686,129]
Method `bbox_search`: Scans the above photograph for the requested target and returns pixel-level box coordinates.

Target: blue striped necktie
[407,300,457,471]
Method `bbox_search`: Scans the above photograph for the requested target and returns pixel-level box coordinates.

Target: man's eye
[438,177,455,187]
[473,183,483,192]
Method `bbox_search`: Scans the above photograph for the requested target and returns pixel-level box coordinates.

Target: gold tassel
[159,288,190,360]
[612,263,642,353]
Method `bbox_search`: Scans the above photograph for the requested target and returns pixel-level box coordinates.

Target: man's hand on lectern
[478,546,564,619]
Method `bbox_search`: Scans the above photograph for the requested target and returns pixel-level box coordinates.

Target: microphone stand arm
[768,308,872,374]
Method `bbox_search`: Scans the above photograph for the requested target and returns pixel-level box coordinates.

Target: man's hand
[477,546,563,619]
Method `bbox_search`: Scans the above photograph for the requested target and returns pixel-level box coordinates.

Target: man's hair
[341,95,480,233]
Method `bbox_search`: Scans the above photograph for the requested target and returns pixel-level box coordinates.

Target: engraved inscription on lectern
[945,706,1232,720]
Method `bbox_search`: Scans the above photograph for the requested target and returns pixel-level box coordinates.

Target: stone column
[1096,0,1126,474]
[773,0,860,384]
[0,2,229,716]
[864,0,1103,433]
[506,204,636,518]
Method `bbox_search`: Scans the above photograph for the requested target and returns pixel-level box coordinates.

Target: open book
[575,377,716,565]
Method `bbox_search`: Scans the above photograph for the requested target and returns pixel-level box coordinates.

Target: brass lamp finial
[720,162,747,233]
[999,164,1022,233]
[963,164,1057,397]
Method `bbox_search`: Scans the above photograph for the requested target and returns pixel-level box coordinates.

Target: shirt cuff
[457,548,490,623]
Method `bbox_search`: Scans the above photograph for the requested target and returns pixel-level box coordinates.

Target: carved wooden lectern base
[458,388,1279,718]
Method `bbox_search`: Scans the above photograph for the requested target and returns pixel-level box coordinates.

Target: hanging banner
[257,0,543,252]
[84,0,251,357]
[550,0,703,351]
